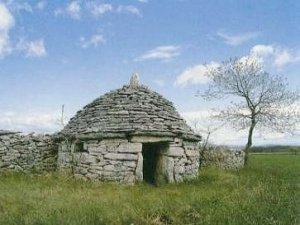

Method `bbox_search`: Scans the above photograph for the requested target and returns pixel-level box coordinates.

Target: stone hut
[56,74,201,184]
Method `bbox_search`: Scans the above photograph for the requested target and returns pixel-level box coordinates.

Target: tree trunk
[244,118,256,165]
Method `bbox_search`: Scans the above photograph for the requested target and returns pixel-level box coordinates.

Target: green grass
[0,154,299,225]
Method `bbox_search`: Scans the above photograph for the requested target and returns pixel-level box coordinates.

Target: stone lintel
[129,136,174,143]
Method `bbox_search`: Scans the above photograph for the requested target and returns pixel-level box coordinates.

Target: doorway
[142,143,162,184]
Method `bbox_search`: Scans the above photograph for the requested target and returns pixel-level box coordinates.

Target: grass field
[0,154,299,225]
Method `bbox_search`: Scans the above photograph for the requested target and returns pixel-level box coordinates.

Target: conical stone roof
[61,74,201,141]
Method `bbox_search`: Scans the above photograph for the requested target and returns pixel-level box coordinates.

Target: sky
[0,0,299,146]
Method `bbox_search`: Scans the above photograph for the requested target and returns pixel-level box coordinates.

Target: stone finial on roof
[129,73,140,87]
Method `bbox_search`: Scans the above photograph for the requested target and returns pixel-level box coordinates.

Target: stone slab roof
[0,130,20,136]
[60,75,201,141]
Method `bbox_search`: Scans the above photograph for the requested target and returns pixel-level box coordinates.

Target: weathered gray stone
[185,149,199,157]
[130,136,173,143]
[166,147,185,157]
[123,161,136,168]
[201,146,245,170]
[104,153,138,161]
[0,133,57,172]
[116,143,142,153]
[59,77,201,142]
[104,164,116,171]
[135,152,143,181]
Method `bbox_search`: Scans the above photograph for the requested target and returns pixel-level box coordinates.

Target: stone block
[166,147,185,157]
[155,155,174,184]
[117,143,142,153]
[102,171,117,177]
[130,136,173,143]
[101,139,129,144]
[123,161,136,168]
[135,152,143,181]
[174,165,185,175]
[104,153,138,161]
[104,164,116,171]
[185,149,199,157]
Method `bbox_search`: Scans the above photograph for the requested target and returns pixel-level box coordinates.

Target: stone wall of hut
[57,137,200,183]
[0,132,57,172]
[58,138,142,182]
[155,140,199,183]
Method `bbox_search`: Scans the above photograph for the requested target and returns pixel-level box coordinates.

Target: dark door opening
[142,143,162,184]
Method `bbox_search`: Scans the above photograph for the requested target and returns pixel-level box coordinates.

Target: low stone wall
[201,146,245,170]
[0,131,58,172]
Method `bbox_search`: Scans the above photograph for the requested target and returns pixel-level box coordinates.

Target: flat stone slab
[104,153,138,161]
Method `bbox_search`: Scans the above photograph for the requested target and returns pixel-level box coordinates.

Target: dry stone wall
[58,138,142,183]
[61,85,200,141]
[57,137,200,183]
[0,131,57,172]
[157,140,200,183]
[201,146,245,170]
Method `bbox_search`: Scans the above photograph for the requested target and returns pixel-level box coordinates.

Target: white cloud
[175,62,219,86]
[273,49,297,67]
[250,44,274,57]
[56,2,141,19]
[25,40,47,57]
[86,2,113,17]
[137,0,148,3]
[66,1,81,19]
[36,1,46,10]
[250,44,300,68]
[135,45,180,61]
[17,39,47,57]
[87,3,140,17]
[180,110,247,145]
[79,33,105,48]
[54,1,81,19]
[217,30,260,46]
[0,111,64,134]
[116,5,141,16]
[0,3,14,57]
[0,3,46,59]
[180,110,299,146]
[175,44,300,87]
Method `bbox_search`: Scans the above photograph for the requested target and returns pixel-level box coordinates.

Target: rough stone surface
[57,139,142,183]
[55,137,201,183]
[59,83,201,141]
[0,131,57,172]
[201,146,245,170]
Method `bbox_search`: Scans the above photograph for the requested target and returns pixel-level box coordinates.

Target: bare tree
[191,116,224,151]
[201,57,300,163]
[191,115,225,165]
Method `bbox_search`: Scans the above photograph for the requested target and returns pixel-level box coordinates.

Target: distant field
[0,154,299,225]
[250,145,300,154]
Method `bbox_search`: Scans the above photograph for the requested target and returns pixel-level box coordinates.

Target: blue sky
[0,0,299,145]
